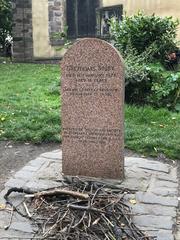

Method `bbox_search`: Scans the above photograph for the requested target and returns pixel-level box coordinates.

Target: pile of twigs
[4,178,153,240]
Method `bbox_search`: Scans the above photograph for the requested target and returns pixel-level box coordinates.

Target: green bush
[148,63,180,110]
[121,45,152,104]
[110,12,179,60]
[110,12,180,109]
[0,0,12,50]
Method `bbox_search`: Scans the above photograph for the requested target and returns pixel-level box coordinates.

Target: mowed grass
[125,105,180,159]
[0,63,61,142]
[0,63,179,159]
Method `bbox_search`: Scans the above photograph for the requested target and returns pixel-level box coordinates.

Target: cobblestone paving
[0,150,179,240]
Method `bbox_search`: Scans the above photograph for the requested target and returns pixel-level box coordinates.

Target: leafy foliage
[121,45,151,104]
[0,0,12,50]
[110,12,180,109]
[148,63,180,110]
[110,12,179,60]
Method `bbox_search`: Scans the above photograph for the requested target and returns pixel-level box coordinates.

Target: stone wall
[12,0,33,62]
[48,0,66,46]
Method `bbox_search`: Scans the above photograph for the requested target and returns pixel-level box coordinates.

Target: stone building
[12,0,180,62]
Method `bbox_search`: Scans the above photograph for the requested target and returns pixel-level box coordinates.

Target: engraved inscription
[63,128,121,144]
[64,64,119,97]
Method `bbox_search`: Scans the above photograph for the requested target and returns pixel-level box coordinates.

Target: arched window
[66,0,99,38]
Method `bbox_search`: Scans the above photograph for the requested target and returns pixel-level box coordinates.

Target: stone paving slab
[0,150,179,240]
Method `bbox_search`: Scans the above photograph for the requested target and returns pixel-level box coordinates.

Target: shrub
[0,0,12,51]
[148,63,180,110]
[110,12,180,109]
[121,45,152,104]
[110,12,179,61]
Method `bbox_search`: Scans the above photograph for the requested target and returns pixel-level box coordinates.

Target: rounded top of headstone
[61,38,124,69]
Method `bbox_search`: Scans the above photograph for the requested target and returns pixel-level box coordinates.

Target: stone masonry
[0,150,179,239]
[48,0,66,46]
[12,0,33,62]
[12,0,66,61]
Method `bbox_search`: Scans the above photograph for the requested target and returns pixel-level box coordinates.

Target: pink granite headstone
[61,38,124,179]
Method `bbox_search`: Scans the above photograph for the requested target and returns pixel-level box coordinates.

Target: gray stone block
[157,171,177,183]
[10,221,34,233]
[157,230,174,240]
[25,179,61,192]
[28,157,46,167]
[0,228,33,239]
[21,165,41,172]
[14,170,34,180]
[5,178,27,188]
[133,215,174,230]
[139,162,170,173]
[125,157,170,173]
[37,162,63,181]
[40,151,62,160]
[132,203,177,217]
[155,180,178,189]
[136,192,178,207]
[120,178,149,191]
[150,187,178,197]
[125,168,151,180]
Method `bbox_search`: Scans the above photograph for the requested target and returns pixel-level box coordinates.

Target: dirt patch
[0,141,60,191]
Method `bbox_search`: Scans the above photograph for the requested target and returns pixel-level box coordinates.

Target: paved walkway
[0,150,179,240]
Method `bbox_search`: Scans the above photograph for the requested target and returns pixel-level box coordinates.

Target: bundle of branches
[4,178,153,240]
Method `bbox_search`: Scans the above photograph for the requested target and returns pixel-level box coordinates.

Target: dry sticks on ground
[4,178,154,240]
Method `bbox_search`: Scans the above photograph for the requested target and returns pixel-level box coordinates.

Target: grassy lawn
[0,64,61,142]
[0,63,179,159]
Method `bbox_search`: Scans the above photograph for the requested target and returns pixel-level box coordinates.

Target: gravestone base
[63,175,124,187]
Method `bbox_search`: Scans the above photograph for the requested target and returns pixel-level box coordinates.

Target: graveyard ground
[0,63,179,160]
[0,141,142,192]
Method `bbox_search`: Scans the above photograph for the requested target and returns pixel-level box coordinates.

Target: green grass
[0,63,179,159]
[0,63,61,142]
[125,105,180,159]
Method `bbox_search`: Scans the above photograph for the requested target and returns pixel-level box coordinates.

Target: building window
[96,5,123,38]
[66,0,99,38]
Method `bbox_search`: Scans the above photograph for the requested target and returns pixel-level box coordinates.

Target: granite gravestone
[61,38,124,179]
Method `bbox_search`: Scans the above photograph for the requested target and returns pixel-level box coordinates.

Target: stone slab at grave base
[0,149,178,240]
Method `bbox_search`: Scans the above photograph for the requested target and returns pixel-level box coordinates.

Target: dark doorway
[66,0,99,38]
